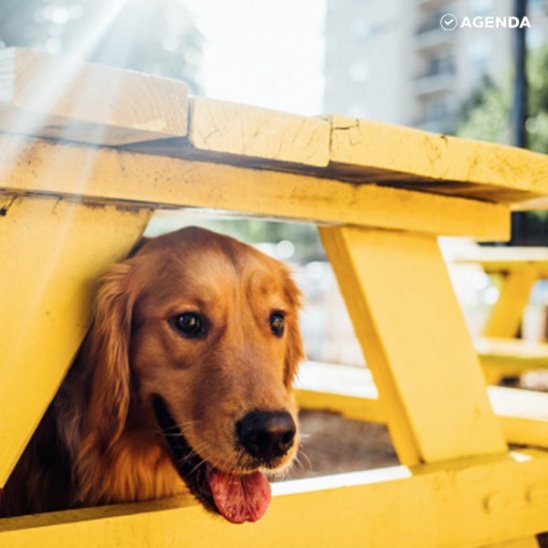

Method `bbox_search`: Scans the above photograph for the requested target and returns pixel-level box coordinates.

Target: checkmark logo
[440,13,458,31]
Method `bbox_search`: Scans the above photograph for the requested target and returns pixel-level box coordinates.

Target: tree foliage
[0,1,322,257]
[0,0,202,90]
[458,45,548,153]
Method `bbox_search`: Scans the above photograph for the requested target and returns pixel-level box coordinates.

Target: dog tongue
[207,468,271,523]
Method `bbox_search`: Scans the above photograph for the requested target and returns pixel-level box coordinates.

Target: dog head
[80,226,305,522]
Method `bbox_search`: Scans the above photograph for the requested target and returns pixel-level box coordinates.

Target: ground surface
[287,410,399,479]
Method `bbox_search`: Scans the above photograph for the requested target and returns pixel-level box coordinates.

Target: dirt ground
[288,410,398,479]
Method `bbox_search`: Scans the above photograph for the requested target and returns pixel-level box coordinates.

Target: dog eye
[270,312,285,337]
[172,313,205,338]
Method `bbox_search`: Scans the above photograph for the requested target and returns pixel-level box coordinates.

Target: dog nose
[236,411,296,461]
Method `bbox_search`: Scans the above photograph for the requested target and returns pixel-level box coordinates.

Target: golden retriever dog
[1,227,304,523]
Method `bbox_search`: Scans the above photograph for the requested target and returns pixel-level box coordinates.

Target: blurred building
[324,0,548,133]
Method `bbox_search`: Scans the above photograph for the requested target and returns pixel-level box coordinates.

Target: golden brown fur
[2,227,304,516]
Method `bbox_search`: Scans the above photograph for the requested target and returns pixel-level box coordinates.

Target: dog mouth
[152,395,271,524]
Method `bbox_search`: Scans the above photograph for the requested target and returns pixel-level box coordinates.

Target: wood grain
[328,115,548,203]
[189,97,330,166]
[0,48,188,145]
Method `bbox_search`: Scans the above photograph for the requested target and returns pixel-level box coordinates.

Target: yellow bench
[475,336,548,384]
[2,48,548,548]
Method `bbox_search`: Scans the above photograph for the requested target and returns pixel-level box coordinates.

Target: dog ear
[81,261,137,449]
[128,237,149,257]
[74,260,139,503]
[283,273,305,387]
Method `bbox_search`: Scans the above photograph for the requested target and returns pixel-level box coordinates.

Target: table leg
[319,225,507,464]
[483,269,538,339]
[0,195,150,486]
[320,225,539,547]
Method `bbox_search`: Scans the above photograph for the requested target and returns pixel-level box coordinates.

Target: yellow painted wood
[296,389,387,423]
[296,361,548,449]
[456,247,548,277]
[189,97,330,166]
[295,361,384,422]
[0,48,188,145]
[481,361,531,385]
[482,539,539,548]
[514,195,548,210]
[319,226,507,464]
[329,115,548,203]
[295,361,382,423]
[476,337,548,383]
[0,195,151,486]
[483,269,538,338]
[296,361,379,399]
[0,135,510,240]
[476,338,548,365]
[2,450,548,548]
[490,387,548,448]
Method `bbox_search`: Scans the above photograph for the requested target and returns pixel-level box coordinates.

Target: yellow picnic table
[2,48,548,548]
[458,246,548,338]
[452,247,548,383]
[475,336,548,384]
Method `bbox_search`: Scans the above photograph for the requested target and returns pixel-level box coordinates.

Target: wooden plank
[477,337,548,366]
[296,361,379,399]
[455,248,543,342]
[455,247,548,276]
[476,337,548,377]
[296,389,386,423]
[295,361,383,423]
[483,270,538,338]
[295,361,548,449]
[0,48,188,145]
[0,195,151,486]
[0,135,510,240]
[483,540,539,548]
[482,360,542,386]
[490,387,548,448]
[189,97,330,166]
[319,226,507,464]
[328,115,548,204]
[2,451,548,548]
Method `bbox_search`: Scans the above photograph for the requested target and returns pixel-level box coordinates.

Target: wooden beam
[483,270,538,338]
[476,338,548,366]
[0,48,188,145]
[189,97,330,166]
[0,136,510,240]
[328,115,548,203]
[296,361,384,423]
[0,195,151,486]
[2,451,548,548]
[490,387,548,448]
[455,247,548,277]
[0,47,546,208]
[485,540,539,548]
[319,226,507,464]
[475,337,548,383]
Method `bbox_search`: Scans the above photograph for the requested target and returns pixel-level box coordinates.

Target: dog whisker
[294,443,312,464]
[187,458,208,477]
[292,451,311,472]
